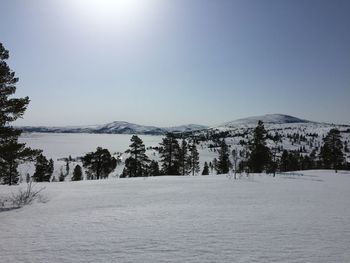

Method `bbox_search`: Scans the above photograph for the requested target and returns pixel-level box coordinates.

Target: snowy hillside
[95,121,164,135]
[221,114,311,128]
[1,171,350,262]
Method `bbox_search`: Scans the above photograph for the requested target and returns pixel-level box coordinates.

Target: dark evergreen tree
[248,121,271,173]
[216,140,231,174]
[65,160,70,176]
[179,139,189,175]
[309,149,317,169]
[159,133,180,175]
[271,133,281,177]
[344,141,349,153]
[122,135,149,177]
[188,140,200,175]
[148,160,160,176]
[32,154,54,182]
[49,158,54,176]
[202,162,209,175]
[319,129,345,172]
[82,147,117,180]
[0,43,40,185]
[72,164,83,181]
[280,150,289,172]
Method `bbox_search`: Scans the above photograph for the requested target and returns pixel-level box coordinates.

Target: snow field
[1,170,350,262]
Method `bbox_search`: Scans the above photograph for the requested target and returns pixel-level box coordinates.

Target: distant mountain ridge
[20,114,346,135]
[220,114,311,128]
[20,121,209,135]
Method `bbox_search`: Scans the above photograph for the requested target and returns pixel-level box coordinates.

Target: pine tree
[271,132,281,177]
[0,43,40,185]
[65,160,70,176]
[122,135,149,177]
[248,121,271,173]
[216,140,231,174]
[280,150,289,172]
[148,160,160,176]
[319,128,345,172]
[82,147,117,180]
[344,141,349,153]
[32,154,54,182]
[202,162,209,175]
[159,133,180,175]
[179,139,189,175]
[72,164,83,181]
[188,140,200,175]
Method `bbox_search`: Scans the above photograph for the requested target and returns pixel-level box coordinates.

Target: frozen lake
[19,132,164,160]
[1,170,350,262]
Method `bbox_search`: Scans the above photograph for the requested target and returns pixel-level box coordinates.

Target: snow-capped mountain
[20,121,208,135]
[94,121,164,135]
[220,114,311,128]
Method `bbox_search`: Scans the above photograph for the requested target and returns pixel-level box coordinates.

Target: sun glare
[70,0,154,32]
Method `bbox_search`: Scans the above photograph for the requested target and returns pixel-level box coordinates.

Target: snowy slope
[220,114,311,128]
[1,171,350,263]
[94,121,165,135]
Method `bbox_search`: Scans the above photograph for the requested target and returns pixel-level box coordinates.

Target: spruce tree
[32,154,54,182]
[159,133,180,175]
[271,133,281,177]
[280,150,289,172]
[248,121,271,173]
[148,160,160,176]
[0,43,40,185]
[319,128,345,172]
[216,140,231,174]
[72,164,83,181]
[82,147,117,180]
[122,135,149,177]
[202,162,209,175]
[188,140,200,175]
[179,139,189,175]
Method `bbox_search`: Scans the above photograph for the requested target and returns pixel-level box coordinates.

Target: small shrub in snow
[10,181,45,208]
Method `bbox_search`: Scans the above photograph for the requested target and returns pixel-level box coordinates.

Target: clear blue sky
[1,0,349,126]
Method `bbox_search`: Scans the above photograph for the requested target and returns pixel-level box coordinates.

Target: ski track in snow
[1,171,350,263]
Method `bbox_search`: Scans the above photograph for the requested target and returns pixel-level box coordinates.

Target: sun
[70,0,154,32]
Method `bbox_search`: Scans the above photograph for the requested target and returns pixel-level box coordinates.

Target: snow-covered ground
[1,170,350,262]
